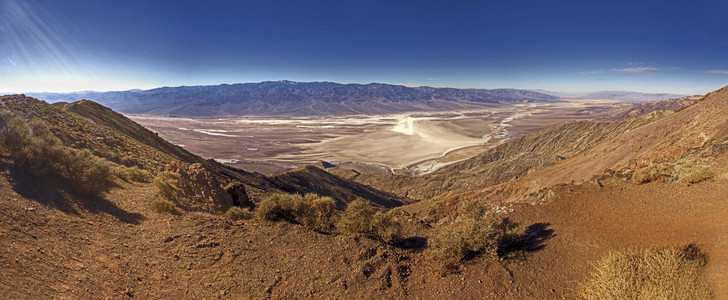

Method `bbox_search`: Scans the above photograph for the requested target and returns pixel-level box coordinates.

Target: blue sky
[1,0,727,94]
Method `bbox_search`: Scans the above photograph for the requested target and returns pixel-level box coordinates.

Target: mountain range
[26,81,557,116]
[532,89,688,102]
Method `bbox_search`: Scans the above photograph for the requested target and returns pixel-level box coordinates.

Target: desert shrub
[254,193,339,233]
[428,199,524,274]
[370,210,402,244]
[0,112,112,196]
[64,149,112,196]
[337,198,401,243]
[153,171,181,201]
[299,194,338,233]
[114,166,152,183]
[632,163,673,184]
[633,158,715,185]
[337,198,376,234]
[674,158,714,185]
[254,192,305,222]
[224,206,253,220]
[150,198,180,215]
[429,214,503,273]
[581,245,712,300]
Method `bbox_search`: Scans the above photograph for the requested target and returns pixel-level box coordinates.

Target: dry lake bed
[130,99,619,175]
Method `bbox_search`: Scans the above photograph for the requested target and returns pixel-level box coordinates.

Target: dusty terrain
[2,160,725,299]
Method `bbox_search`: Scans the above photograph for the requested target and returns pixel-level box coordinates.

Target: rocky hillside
[28,81,557,116]
[0,95,404,207]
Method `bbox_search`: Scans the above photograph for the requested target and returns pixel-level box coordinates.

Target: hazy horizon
[2,0,727,95]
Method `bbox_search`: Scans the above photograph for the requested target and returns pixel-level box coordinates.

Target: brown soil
[2,160,725,299]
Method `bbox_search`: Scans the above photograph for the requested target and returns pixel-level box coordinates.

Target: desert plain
[131,99,621,175]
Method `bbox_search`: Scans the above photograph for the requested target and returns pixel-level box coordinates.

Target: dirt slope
[2,158,725,299]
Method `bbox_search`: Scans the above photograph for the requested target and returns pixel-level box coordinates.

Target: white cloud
[611,66,660,73]
[582,64,673,76]
[705,70,728,75]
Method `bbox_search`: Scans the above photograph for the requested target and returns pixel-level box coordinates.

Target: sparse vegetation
[150,198,181,215]
[0,111,113,196]
[153,171,181,201]
[428,199,524,274]
[581,244,712,300]
[113,165,152,183]
[336,198,402,243]
[674,158,714,185]
[254,193,339,233]
[632,162,673,184]
[632,157,714,185]
[223,206,253,220]
[299,194,338,233]
[253,194,401,239]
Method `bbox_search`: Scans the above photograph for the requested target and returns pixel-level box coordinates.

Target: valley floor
[131,99,620,175]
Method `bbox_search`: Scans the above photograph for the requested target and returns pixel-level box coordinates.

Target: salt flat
[130,100,620,175]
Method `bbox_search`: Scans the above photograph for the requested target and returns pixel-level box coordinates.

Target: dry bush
[632,163,673,184]
[114,166,152,183]
[429,214,511,273]
[336,198,401,243]
[0,112,112,196]
[428,199,524,274]
[224,206,253,220]
[299,194,338,233]
[254,192,304,222]
[633,158,715,185]
[370,210,402,244]
[581,244,712,300]
[674,158,714,185]
[153,171,181,201]
[64,149,112,196]
[150,198,180,215]
[336,198,376,234]
[254,193,339,233]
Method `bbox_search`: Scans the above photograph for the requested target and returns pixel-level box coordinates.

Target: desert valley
[2,0,727,299]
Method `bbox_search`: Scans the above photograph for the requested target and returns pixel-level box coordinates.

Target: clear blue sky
[1,0,727,94]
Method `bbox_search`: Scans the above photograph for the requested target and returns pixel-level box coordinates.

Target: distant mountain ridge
[25,81,557,116]
[532,89,688,102]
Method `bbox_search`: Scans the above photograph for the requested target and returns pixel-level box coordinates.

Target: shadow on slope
[272,165,407,209]
[505,222,555,256]
[2,159,144,224]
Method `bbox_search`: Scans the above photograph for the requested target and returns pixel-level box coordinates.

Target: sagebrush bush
[632,163,673,184]
[674,158,714,185]
[150,198,180,215]
[428,199,524,274]
[0,111,112,196]
[254,193,339,233]
[336,198,375,234]
[581,245,712,300]
[299,194,338,233]
[254,193,303,222]
[632,157,715,185]
[337,198,401,243]
[224,206,253,220]
[153,171,181,201]
[114,166,152,183]
[370,210,402,244]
